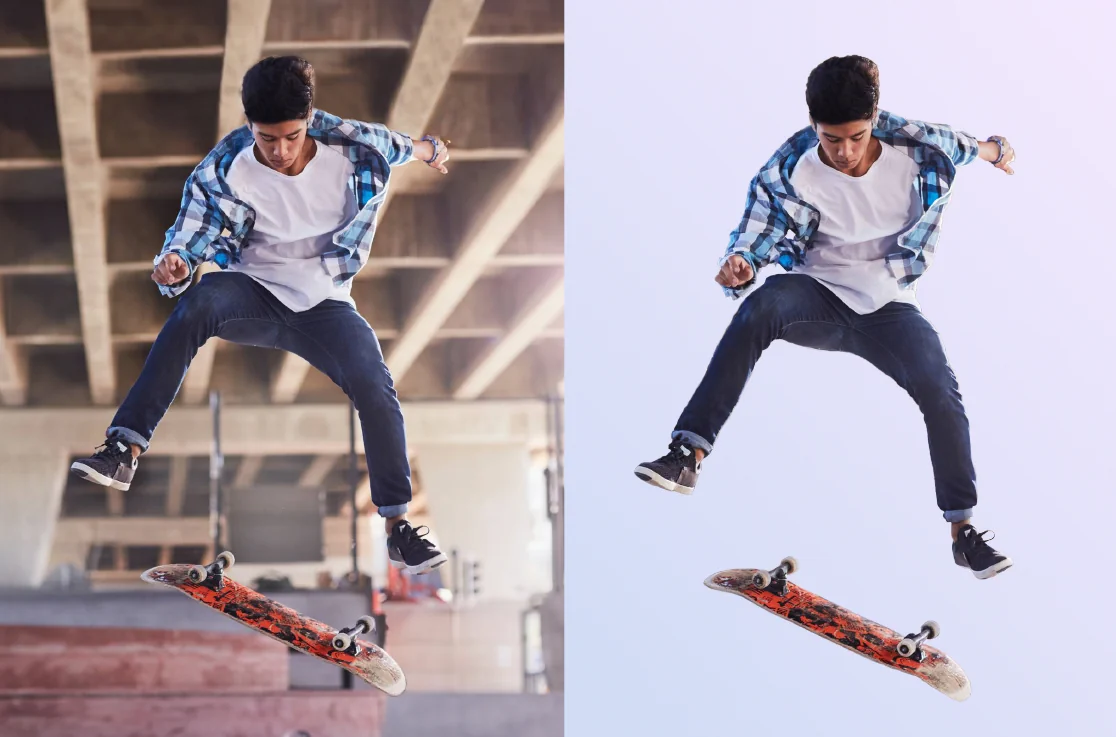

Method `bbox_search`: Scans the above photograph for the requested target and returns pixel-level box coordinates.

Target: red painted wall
[0,625,288,694]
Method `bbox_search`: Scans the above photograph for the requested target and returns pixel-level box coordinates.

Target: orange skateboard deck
[705,557,970,701]
[142,551,405,696]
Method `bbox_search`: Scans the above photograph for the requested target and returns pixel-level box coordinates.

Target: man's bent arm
[153,176,229,297]
[720,176,793,294]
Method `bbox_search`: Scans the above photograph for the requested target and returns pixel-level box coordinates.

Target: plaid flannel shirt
[154,108,415,297]
[721,109,982,299]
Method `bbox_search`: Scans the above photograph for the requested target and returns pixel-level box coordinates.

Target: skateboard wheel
[187,565,208,584]
[332,632,353,651]
[781,556,798,575]
[752,571,772,588]
[357,615,376,634]
[922,620,941,640]
[897,637,917,658]
[216,551,235,570]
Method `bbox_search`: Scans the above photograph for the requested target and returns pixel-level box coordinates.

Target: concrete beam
[0,450,70,587]
[180,0,272,405]
[217,0,272,137]
[299,455,338,487]
[0,280,27,405]
[54,517,210,546]
[0,401,549,456]
[269,353,310,403]
[165,456,189,516]
[388,0,486,135]
[44,0,115,404]
[387,101,564,381]
[232,454,264,489]
[268,0,485,402]
[454,277,563,399]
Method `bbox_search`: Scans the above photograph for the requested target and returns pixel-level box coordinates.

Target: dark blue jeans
[108,271,411,518]
[673,274,976,521]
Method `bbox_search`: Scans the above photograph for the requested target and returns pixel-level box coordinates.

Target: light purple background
[565,0,1116,734]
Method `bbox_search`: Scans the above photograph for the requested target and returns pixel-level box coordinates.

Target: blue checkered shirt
[154,108,416,297]
[721,109,982,299]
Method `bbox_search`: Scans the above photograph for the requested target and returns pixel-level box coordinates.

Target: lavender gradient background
[565,0,1116,734]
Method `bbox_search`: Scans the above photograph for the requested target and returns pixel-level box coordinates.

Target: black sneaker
[634,440,701,495]
[70,437,137,491]
[388,521,448,575]
[952,525,1013,579]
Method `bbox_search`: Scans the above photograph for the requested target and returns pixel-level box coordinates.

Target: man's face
[250,119,308,171]
[813,116,875,174]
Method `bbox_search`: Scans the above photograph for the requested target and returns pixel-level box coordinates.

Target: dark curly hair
[805,55,879,125]
[241,56,315,124]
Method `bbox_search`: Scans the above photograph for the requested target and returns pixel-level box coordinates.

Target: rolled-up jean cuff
[671,430,713,456]
[377,503,408,519]
[942,508,973,523]
[107,427,150,453]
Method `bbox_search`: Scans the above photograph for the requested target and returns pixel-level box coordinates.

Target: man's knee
[170,275,235,325]
[909,369,963,411]
[734,275,813,327]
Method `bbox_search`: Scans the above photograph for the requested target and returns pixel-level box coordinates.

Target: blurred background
[0,1,563,736]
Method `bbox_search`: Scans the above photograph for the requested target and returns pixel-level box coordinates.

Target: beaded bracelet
[420,135,440,164]
[987,136,1005,165]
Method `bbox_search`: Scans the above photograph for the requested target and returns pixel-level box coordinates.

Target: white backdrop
[565,0,1116,734]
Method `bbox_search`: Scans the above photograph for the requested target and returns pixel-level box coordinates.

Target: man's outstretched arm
[341,118,451,173]
[891,113,1016,175]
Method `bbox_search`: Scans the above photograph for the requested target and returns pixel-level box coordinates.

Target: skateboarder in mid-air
[70,56,447,575]
[634,55,1014,580]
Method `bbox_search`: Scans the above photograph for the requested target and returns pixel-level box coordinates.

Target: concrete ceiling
[0,0,564,409]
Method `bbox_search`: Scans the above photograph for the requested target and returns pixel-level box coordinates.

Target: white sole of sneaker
[973,557,1013,580]
[70,462,131,491]
[633,465,694,495]
[389,552,449,576]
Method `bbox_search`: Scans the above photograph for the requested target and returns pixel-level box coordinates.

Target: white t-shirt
[789,141,923,314]
[220,139,359,312]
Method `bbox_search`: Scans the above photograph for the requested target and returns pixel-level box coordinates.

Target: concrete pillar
[0,451,69,588]
[414,444,536,601]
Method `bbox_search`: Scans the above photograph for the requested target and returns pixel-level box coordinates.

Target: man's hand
[152,253,189,286]
[982,136,1015,175]
[715,254,755,288]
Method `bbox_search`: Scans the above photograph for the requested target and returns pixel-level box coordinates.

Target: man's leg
[279,300,446,575]
[635,275,850,493]
[71,272,283,490]
[847,302,1012,578]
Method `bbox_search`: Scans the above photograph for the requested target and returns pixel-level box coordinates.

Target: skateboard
[704,557,971,701]
[141,551,406,696]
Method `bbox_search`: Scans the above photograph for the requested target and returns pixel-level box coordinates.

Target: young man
[70,56,449,575]
[634,55,1015,580]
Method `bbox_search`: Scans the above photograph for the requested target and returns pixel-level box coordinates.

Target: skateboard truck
[186,551,235,591]
[751,556,798,596]
[896,620,941,661]
[331,615,377,654]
